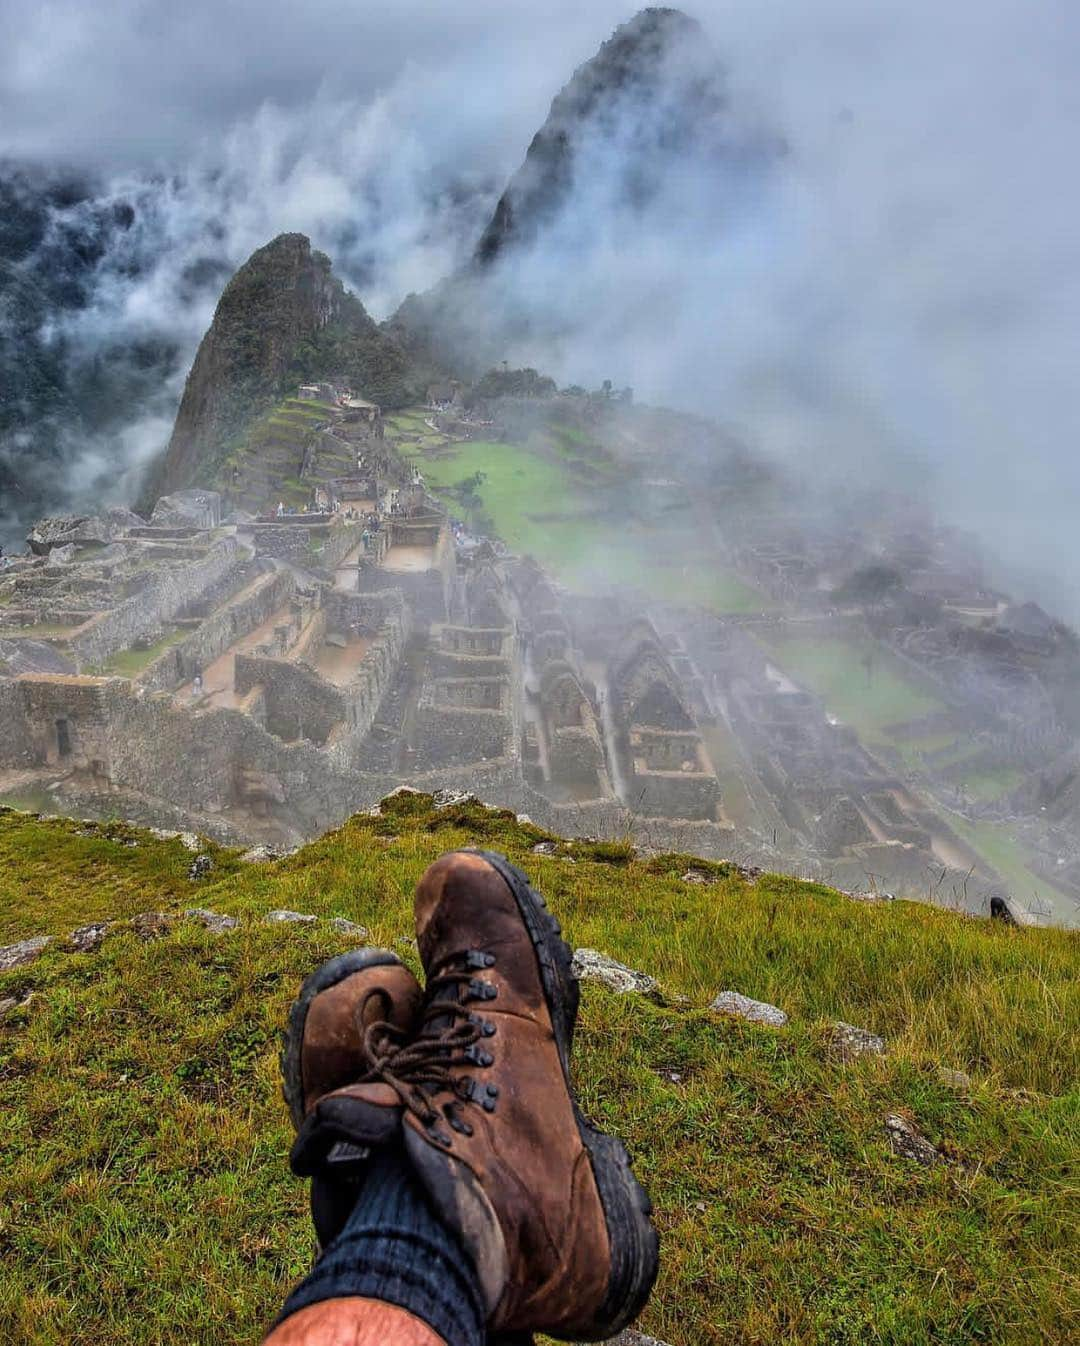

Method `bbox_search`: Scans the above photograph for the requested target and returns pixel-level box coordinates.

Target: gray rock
[330,917,369,938]
[177,832,202,853]
[610,1332,672,1346]
[532,841,559,855]
[831,1021,887,1060]
[710,990,788,1027]
[49,542,78,565]
[239,845,279,864]
[0,991,34,1021]
[681,867,713,884]
[884,1113,943,1166]
[937,1067,972,1091]
[432,788,476,808]
[0,935,52,972]
[150,489,221,529]
[571,948,658,996]
[266,909,317,925]
[68,922,111,954]
[185,908,239,933]
[187,854,214,881]
[131,911,174,940]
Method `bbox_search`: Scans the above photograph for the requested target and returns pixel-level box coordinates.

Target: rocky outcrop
[710,990,788,1026]
[26,506,144,555]
[572,947,659,996]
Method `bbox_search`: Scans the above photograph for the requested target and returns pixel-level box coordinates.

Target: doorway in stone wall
[55,718,72,758]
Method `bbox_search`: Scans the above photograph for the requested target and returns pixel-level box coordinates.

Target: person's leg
[263,1298,444,1346]
[267,1147,484,1346]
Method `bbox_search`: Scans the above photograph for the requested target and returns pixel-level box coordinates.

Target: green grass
[96,629,188,678]
[403,437,765,614]
[962,768,1026,802]
[0,796,1076,1344]
[761,635,943,743]
[946,814,1073,924]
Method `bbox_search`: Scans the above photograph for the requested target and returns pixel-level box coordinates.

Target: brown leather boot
[282,948,423,1243]
[391,850,658,1340]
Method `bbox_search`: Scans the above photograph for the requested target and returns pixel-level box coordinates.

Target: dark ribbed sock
[278,1146,484,1346]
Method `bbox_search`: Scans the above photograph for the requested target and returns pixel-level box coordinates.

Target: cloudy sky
[1,1,1077,610]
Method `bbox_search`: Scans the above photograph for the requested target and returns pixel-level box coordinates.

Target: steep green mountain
[0,794,1076,1344]
[158,234,417,493]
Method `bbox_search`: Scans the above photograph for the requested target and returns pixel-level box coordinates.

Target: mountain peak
[158,233,413,493]
[474,7,716,265]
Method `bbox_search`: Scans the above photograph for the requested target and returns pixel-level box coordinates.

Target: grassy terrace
[397,430,764,615]
[95,628,188,678]
[759,632,1072,921]
[758,634,943,746]
[0,796,1076,1344]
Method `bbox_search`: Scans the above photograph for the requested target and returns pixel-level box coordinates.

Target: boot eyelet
[465,949,495,970]
[485,1083,499,1098]
[465,1045,494,1067]
[467,978,498,1002]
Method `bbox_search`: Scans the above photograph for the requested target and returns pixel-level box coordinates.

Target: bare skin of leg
[262,1297,446,1346]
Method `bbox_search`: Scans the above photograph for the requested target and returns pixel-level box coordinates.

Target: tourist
[277,501,285,517]
[263,851,657,1346]
[192,669,203,698]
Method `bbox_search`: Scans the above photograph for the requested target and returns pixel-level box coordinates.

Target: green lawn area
[404,438,765,614]
[761,635,943,743]
[97,628,188,678]
[946,814,1073,924]
[962,768,1026,802]
[0,797,1076,1343]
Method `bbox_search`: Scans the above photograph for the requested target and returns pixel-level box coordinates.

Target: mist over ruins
[1,8,1078,930]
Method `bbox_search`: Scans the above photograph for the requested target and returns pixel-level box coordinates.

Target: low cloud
[0,1,1076,614]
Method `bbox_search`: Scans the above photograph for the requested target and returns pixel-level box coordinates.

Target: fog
[1,1,1077,614]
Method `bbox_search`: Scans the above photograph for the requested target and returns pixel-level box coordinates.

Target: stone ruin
[2,401,1077,926]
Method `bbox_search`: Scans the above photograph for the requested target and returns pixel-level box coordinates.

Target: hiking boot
[282,948,423,1244]
[394,850,659,1340]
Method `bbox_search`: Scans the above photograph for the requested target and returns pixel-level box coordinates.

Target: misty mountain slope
[391,6,783,376]
[475,7,717,264]
[0,165,184,528]
[159,234,417,493]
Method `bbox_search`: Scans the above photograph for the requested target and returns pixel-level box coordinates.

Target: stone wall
[0,675,132,775]
[235,654,345,745]
[0,678,37,766]
[70,539,241,671]
[549,723,605,782]
[411,702,514,771]
[138,566,296,693]
[314,520,366,571]
[251,525,321,564]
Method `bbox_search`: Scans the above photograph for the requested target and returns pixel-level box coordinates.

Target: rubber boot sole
[469,850,660,1342]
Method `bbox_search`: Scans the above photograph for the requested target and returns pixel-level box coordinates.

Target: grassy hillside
[397,427,764,614]
[0,796,1076,1345]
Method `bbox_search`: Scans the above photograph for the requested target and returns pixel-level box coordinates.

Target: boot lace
[355,957,499,1139]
